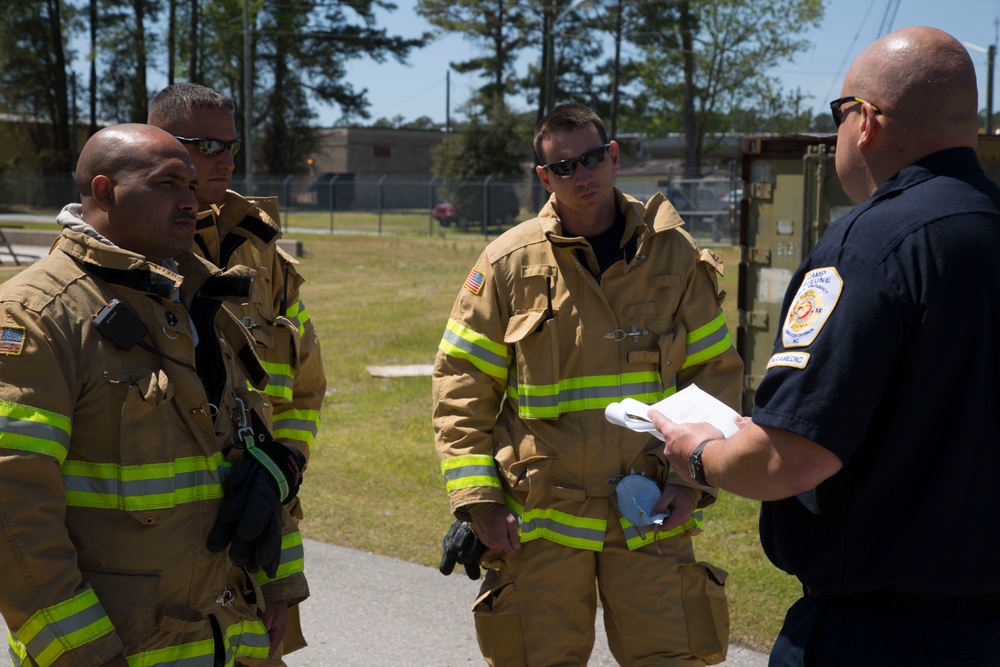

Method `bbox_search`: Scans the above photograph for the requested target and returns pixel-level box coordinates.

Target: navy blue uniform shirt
[753,147,1000,596]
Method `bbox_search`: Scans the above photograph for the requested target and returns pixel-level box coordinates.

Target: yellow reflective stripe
[252,531,306,586]
[8,630,27,666]
[509,371,665,419]
[505,496,607,551]
[285,299,310,336]
[439,319,509,380]
[682,313,733,368]
[255,359,294,401]
[62,453,226,510]
[441,454,501,493]
[0,400,72,463]
[224,618,271,664]
[620,511,704,550]
[125,637,215,666]
[272,408,320,447]
[16,589,113,667]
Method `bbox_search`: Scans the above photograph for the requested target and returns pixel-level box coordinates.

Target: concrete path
[0,538,770,666]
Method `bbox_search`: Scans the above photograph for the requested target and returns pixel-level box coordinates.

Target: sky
[330,0,1000,129]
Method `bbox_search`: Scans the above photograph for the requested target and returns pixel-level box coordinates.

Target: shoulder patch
[0,325,25,355]
[783,267,842,349]
[463,268,485,295]
[767,351,810,370]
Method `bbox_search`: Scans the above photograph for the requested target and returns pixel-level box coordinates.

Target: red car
[432,202,462,226]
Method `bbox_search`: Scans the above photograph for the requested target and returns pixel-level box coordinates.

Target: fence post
[377,174,387,235]
[427,175,439,237]
[281,174,293,232]
[482,174,493,241]
[327,174,339,233]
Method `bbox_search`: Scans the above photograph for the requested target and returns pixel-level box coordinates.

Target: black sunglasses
[175,136,242,157]
[829,96,880,128]
[540,144,611,178]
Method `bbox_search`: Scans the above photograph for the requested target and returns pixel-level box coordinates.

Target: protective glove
[438,519,486,580]
[207,410,306,578]
[207,459,284,577]
[243,409,306,504]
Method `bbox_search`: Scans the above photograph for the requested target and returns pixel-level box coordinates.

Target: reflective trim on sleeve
[505,495,607,551]
[61,453,226,511]
[271,408,320,447]
[224,618,272,664]
[682,313,733,368]
[285,299,310,337]
[0,401,72,463]
[252,530,306,585]
[620,511,704,550]
[507,370,665,420]
[439,319,509,380]
[441,454,502,493]
[14,589,114,667]
[256,360,294,402]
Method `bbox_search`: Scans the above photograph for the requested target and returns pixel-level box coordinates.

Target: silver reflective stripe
[443,464,499,484]
[0,415,70,450]
[441,328,508,369]
[23,603,108,661]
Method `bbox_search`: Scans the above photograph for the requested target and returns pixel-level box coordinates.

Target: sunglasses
[829,96,880,128]
[540,144,611,177]
[175,136,242,157]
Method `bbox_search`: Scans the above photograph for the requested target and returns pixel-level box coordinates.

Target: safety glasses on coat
[540,143,611,178]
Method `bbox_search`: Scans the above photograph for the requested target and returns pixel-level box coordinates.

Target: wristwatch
[688,439,714,486]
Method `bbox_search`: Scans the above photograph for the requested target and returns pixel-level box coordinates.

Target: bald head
[836,27,980,202]
[849,26,979,146]
[75,124,199,264]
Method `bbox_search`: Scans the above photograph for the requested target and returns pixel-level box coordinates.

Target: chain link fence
[1,170,740,245]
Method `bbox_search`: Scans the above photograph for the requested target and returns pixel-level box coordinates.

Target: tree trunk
[679,0,699,178]
[45,0,72,170]
[130,0,148,122]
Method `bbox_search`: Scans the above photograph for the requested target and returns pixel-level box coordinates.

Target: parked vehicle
[432,202,462,226]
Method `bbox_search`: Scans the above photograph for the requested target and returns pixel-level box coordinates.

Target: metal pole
[544,5,554,114]
[482,175,493,241]
[328,174,339,233]
[428,175,439,237]
[243,1,254,195]
[282,175,292,231]
[377,174,387,235]
[988,44,996,135]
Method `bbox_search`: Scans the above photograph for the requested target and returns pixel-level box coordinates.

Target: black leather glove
[438,519,486,580]
[244,409,306,504]
[208,411,305,578]
[207,458,283,577]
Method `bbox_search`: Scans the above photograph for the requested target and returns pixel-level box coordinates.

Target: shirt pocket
[247,316,300,407]
[647,316,687,389]
[504,309,560,420]
[105,368,179,525]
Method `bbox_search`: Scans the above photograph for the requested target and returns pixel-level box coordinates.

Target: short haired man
[653,27,1000,664]
[0,124,305,666]
[149,84,326,665]
[433,104,743,664]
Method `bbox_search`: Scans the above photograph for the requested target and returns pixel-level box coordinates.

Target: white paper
[604,384,741,441]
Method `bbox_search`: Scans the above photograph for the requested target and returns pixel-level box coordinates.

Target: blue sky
[333,0,1000,128]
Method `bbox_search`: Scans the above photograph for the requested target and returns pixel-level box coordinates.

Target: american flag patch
[464,268,485,295]
[0,326,25,355]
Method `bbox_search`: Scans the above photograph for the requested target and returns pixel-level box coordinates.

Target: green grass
[291,232,798,652]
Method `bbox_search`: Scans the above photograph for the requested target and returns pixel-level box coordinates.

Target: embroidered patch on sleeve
[0,326,26,355]
[767,351,810,370]
[463,268,485,295]
[782,267,843,349]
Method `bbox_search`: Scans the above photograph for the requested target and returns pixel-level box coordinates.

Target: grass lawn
[292,230,799,653]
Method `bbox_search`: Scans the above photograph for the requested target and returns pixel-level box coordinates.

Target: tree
[432,98,528,226]
[244,0,426,174]
[0,0,78,172]
[621,0,824,176]
[95,0,161,123]
[417,0,533,107]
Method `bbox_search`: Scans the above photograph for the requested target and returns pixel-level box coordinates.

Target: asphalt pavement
[0,538,770,665]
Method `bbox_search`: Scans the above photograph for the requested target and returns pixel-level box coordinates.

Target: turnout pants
[473,505,728,666]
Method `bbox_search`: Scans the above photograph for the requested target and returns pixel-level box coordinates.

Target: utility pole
[243,0,253,195]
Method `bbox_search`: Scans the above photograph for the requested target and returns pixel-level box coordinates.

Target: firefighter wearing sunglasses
[149,83,325,667]
[433,104,742,665]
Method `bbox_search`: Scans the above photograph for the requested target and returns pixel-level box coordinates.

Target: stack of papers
[604,384,740,441]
